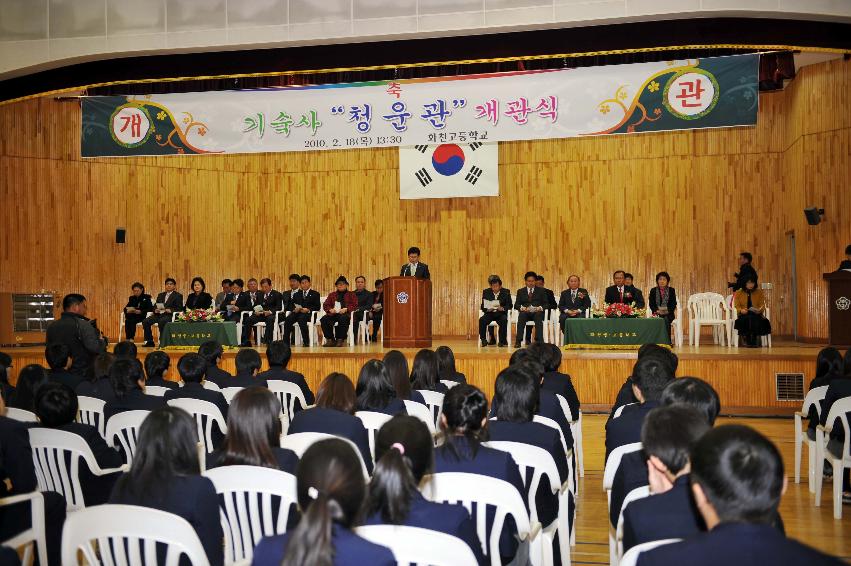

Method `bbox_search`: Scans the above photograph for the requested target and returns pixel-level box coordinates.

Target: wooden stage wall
[0,59,848,342]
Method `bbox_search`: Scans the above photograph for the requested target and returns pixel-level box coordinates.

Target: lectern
[824,271,851,347]
[383,276,432,348]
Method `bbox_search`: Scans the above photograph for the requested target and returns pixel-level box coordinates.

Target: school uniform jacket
[103,389,167,424]
[605,400,660,461]
[287,407,373,474]
[48,369,85,391]
[491,390,573,450]
[609,450,649,527]
[541,371,580,420]
[224,373,269,389]
[144,377,179,390]
[252,524,394,566]
[439,371,467,384]
[164,382,229,424]
[204,365,233,388]
[355,397,408,416]
[622,474,704,552]
[256,366,315,409]
[76,377,117,402]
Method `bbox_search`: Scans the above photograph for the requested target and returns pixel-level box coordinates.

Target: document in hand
[253,305,263,313]
[334,301,342,312]
[156,302,165,310]
[483,299,501,310]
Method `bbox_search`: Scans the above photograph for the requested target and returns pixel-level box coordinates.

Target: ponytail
[282,492,341,566]
[367,444,418,524]
[439,384,489,461]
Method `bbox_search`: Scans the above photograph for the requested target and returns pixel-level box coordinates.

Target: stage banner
[81,54,758,158]
[563,318,670,350]
[399,142,498,199]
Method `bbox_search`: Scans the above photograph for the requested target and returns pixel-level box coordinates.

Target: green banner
[564,318,670,350]
[158,322,239,349]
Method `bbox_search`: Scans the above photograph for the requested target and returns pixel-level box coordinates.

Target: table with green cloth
[158,321,239,349]
[563,317,670,349]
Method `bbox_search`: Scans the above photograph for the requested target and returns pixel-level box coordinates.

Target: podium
[824,271,851,346]
[383,277,432,348]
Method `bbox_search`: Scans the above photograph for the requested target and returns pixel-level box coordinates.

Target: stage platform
[4,339,822,416]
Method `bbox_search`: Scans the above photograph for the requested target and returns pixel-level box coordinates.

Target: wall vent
[776,373,805,401]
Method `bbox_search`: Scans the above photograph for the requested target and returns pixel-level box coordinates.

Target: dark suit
[48,368,85,391]
[103,389,166,424]
[540,287,557,309]
[288,407,373,473]
[76,377,116,402]
[253,523,395,566]
[636,522,842,566]
[123,293,154,340]
[729,262,758,292]
[142,291,184,344]
[558,288,591,326]
[622,474,704,552]
[609,450,648,527]
[400,262,430,279]
[224,372,268,389]
[604,285,642,306]
[352,289,373,342]
[257,366,315,411]
[185,292,213,310]
[51,422,122,505]
[514,286,546,345]
[605,400,660,461]
[648,286,677,331]
[480,288,513,343]
[243,290,284,345]
[630,286,646,308]
[145,377,178,390]
[207,446,299,475]
[440,370,467,384]
[204,365,232,389]
[840,259,851,270]
[219,291,251,322]
[46,312,108,377]
[283,289,321,345]
[542,371,580,421]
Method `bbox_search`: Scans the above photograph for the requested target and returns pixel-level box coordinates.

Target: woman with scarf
[648,271,678,336]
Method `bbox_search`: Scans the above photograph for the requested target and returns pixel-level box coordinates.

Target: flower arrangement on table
[176,308,224,323]
[591,302,647,319]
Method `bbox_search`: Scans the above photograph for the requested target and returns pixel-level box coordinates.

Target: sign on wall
[80,54,758,158]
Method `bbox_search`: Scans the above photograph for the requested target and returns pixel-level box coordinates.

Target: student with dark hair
[45,342,84,390]
[207,387,298,474]
[621,405,710,552]
[143,350,177,390]
[142,278,184,347]
[253,439,394,566]
[35,383,122,504]
[227,349,268,388]
[514,271,546,347]
[605,355,675,460]
[283,275,321,345]
[110,407,224,566]
[639,426,842,566]
[288,373,372,473]
[410,349,448,393]
[436,346,466,384]
[123,282,153,341]
[356,360,407,415]
[506,350,573,447]
[383,350,426,405]
[609,344,678,420]
[165,353,229,448]
[0,352,13,402]
[103,358,165,425]
[112,340,138,360]
[7,364,49,412]
[257,340,314,410]
[810,347,845,390]
[479,275,512,347]
[214,279,233,310]
[46,293,108,377]
[817,355,851,500]
[76,352,117,402]
[197,340,232,387]
[401,246,430,279]
[535,343,580,420]
[434,384,526,563]
[363,416,485,564]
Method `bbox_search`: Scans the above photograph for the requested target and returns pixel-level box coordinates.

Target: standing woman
[383,350,426,405]
[252,439,394,566]
[733,278,771,347]
[410,349,448,394]
[355,359,407,416]
[648,271,677,335]
[186,277,214,310]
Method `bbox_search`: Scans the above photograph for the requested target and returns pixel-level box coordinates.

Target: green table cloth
[563,317,670,349]
[158,321,239,349]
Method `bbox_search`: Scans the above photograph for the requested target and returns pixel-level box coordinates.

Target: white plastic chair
[646,303,684,348]
[485,441,572,565]
[204,465,298,565]
[76,396,106,437]
[440,379,460,390]
[618,538,681,566]
[144,385,169,397]
[221,387,244,403]
[28,428,127,511]
[614,485,652,563]
[281,432,370,479]
[814,396,851,518]
[355,411,393,461]
[422,472,544,566]
[167,398,228,454]
[0,491,47,566]
[556,394,584,479]
[356,525,478,566]
[794,385,828,491]
[203,380,221,391]
[687,292,730,347]
[416,389,445,429]
[5,407,38,422]
[266,380,308,435]
[604,442,643,505]
[612,402,637,420]
[104,410,150,463]
[403,400,436,435]
[61,504,211,566]
[357,312,383,345]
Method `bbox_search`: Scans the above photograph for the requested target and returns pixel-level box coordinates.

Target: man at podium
[840,244,851,270]
[400,246,430,279]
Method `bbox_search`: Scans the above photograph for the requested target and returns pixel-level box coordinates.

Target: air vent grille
[776,373,805,401]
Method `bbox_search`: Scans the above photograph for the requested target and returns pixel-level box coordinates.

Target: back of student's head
[265,340,292,368]
[493,366,539,423]
[356,359,396,411]
[410,349,440,391]
[642,405,710,475]
[221,387,282,468]
[235,348,262,375]
[637,343,679,374]
[113,340,138,360]
[383,350,412,400]
[177,353,207,383]
[661,377,721,425]
[367,416,433,523]
[90,352,114,382]
[144,351,170,381]
[631,356,675,401]
[14,364,49,411]
[435,346,457,377]
[542,343,563,373]
[815,347,844,378]
[508,347,545,381]
[45,343,70,370]
[115,406,200,502]
[109,358,145,398]
[845,348,851,377]
[316,373,356,414]
[198,341,223,367]
[284,438,366,566]
[440,384,489,460]
[690,424,784,525]
[35,382,78,427]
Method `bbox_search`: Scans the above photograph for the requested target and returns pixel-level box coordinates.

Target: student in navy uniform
[252,439,394,566]
[109,407,224,566]
[320,276,359,347]
[257,340,314,411]
[410,349,449,394]
[818,360,851,499]
[638,425,843,566]
[609,344,678,421]
[207,387,298,474]
[142,278,184,347]
[363,415,486,565]
[103,358,166,425]
[479,275,512,346]
[164,353,229,448]
[287,372,373,473]
[283,275,321,345]
[225,349,268,389]
[515,271,547,347]
[76,352,116,402]
[558,275,591,326]
[806,347,845,437]
[35,383,123,505]
[220,278,250,323]
[46,293,108,377]
[355,359,407,416]
[112,340,138,360]
[436,346,467,384]
[400,246,430,279]
[383,350,426,405]
[7,364,48,412]
[536,343,580,420]
[197,341,232,388]
[621,405,710,552]
[142,350,177,390]
[433,384,527,564]
[122,282,154,341]
[45,343,84,390]
[242,278,284,346]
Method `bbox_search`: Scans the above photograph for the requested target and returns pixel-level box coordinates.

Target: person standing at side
[728,251,758,292]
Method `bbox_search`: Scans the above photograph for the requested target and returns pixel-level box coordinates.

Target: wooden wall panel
[0,60,848,340]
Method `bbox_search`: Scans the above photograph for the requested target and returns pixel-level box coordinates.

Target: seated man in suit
[245,278,262,309]
[198,340,232,388]
[45,343,85,390]
[621,405,710,552]
[241,278,283,346]
[214,279,232,310]
[623,273,646,308]
[400,246,430,279]
[283,275,321,346]
[142,278,183,347]
[164,353,229,449]
[220,278,250,322]
[515,271,547,347]
[638,425,842,566]
[257,340,315,411]
[352,276,373,344]
[320,276,359,347]
[123,282,153,341]
[368,279,385,342]
[283,273,301,310]
[530,275,557,343]
[558,275,591,326]
[479,275,512,347]
[604,270,629,305]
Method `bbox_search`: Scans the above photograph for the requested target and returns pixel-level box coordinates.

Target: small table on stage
[158,322,239,349]
[563,317,670,349]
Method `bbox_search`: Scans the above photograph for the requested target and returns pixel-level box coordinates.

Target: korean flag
[399,142,499,200]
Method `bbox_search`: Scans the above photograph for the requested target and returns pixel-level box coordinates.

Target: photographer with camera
[46,293,108,378]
